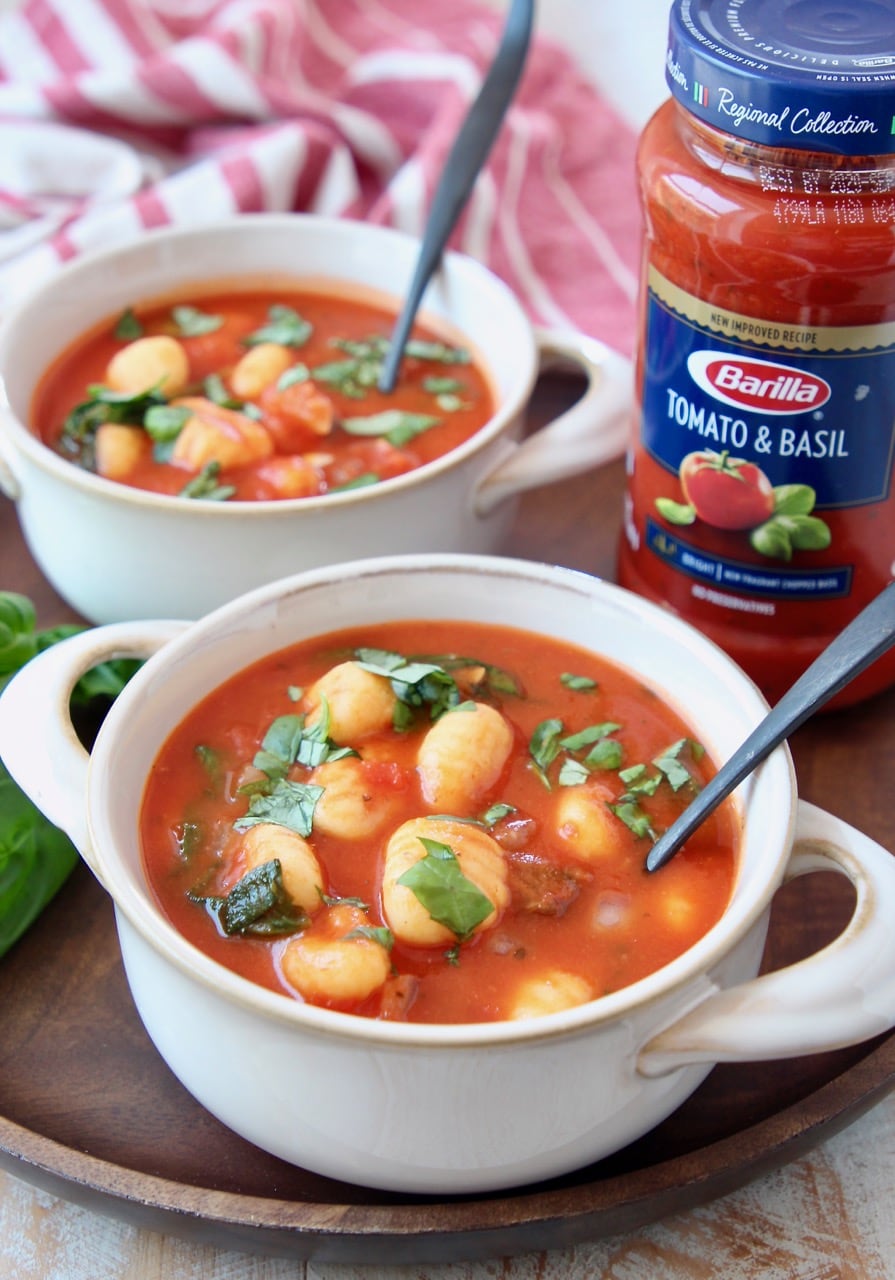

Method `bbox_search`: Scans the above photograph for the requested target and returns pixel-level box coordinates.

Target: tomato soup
[139,620,738,1025]
[32,287,494,501]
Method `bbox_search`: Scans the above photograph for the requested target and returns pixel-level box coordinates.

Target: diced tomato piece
[260,380,335,451]
[243,455,327,500]
[326,439,418,488]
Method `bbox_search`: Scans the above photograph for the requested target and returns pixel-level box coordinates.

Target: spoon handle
[646,580,895,872]
[378,0,535,394]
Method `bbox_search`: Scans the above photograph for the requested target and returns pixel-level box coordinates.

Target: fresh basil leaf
[340,410,440,447]
[653,738,705,792]
[253,714,306,781]
[193,859,309,936]
[114,307,143,340]
[558,758,591,787]
[560,672,598,691]
[178,461,235,501]
[354,650,460,720]
[331,472,381,492]
[481,802,515,827]
[559,722,621,751]
[607,800,657,841]
[171,304,223,337]
[144,404,191,442]
[397,837,493,941]
[584,737,623,770]
[244,305,312,349]
[344,924,394,950]
[529,718,564,787]
[204,372,242,408]
[234,779,324,836]
[422,376,465,394]
[276,363,310,390]
[403,339,470,364]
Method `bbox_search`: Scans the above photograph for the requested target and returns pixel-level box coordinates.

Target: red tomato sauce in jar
[31,285,493,502]
[617,0,895,707]
[139,619,737,1026]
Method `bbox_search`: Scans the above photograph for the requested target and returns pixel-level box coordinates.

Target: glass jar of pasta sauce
[617,0,895,706]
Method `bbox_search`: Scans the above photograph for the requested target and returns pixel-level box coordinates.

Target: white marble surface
[2,3,895,1278]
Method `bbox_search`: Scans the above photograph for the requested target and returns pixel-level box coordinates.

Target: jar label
[637,267,895,600]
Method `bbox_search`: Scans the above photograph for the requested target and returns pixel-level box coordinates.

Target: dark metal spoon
[378,0,535,394]
[646,580,895,873]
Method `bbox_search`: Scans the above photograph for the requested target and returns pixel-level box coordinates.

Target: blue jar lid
[666,0,895,155]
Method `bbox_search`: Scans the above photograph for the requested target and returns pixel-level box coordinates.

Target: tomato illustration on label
[679,451,774,530]
[655,450,832,562]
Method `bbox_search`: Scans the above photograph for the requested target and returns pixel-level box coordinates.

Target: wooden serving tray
[2,390,894,1265]
[0,858,891,1265]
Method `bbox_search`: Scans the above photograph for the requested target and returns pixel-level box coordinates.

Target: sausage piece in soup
[139,620,738,1025]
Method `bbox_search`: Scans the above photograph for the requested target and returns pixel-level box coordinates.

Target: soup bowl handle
[0,621,185,883]
[637,800,895,1077]
[0,422,22,500]
[473,329,632,516]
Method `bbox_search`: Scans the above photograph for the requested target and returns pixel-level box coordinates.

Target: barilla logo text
[686,352,831,415]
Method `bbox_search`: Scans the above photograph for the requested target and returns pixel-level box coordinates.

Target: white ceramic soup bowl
[2,554,895,1196]
[0,214,631,625]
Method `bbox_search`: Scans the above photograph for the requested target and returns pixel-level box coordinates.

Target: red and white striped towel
[0,0,641,353]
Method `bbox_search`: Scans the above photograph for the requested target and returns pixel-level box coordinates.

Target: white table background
[2,2,894,1277]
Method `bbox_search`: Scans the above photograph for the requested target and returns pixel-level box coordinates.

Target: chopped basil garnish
[558,757,590,787]
[244,305,312,348]
[311,333,468,398]
[143,404,191,442]
[528,717,564,787]
[435,393,466,412]
[340,410,440,447]
[114,307,143,340]
[653,738,705,792]
[607,800,658,842]
[617,763,662,796]
[422,376,465,395]
[178,461,236,501]
[397,837,493,941]
[57,383,168,469]
[354,648,460,723]
[481,802,515,827]
[171,304,223,337]
[312,357,374,399]
[234,779,324,837]
[344,924,394,950]
[203,372,242,408]
[191,859,309,936]
[276,363,310,390]
[194,743,220,776]
[404,339,470,364]
[415,653,522,699]
[559,722,621,752]
[330,472,381,492]
[561,673,598,691]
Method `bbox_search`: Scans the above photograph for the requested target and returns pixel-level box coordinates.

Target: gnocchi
[170,397,274,471]
[554,783,629,864]
[310,756,401,840]
[303,660,396,744]
[229,342,294,399]
[237,822,324,915]
[105,334,190,397]
[382,816,509,947]
[507,969,593,1020]
[280,904,391,1004]
[417,701,513,813]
